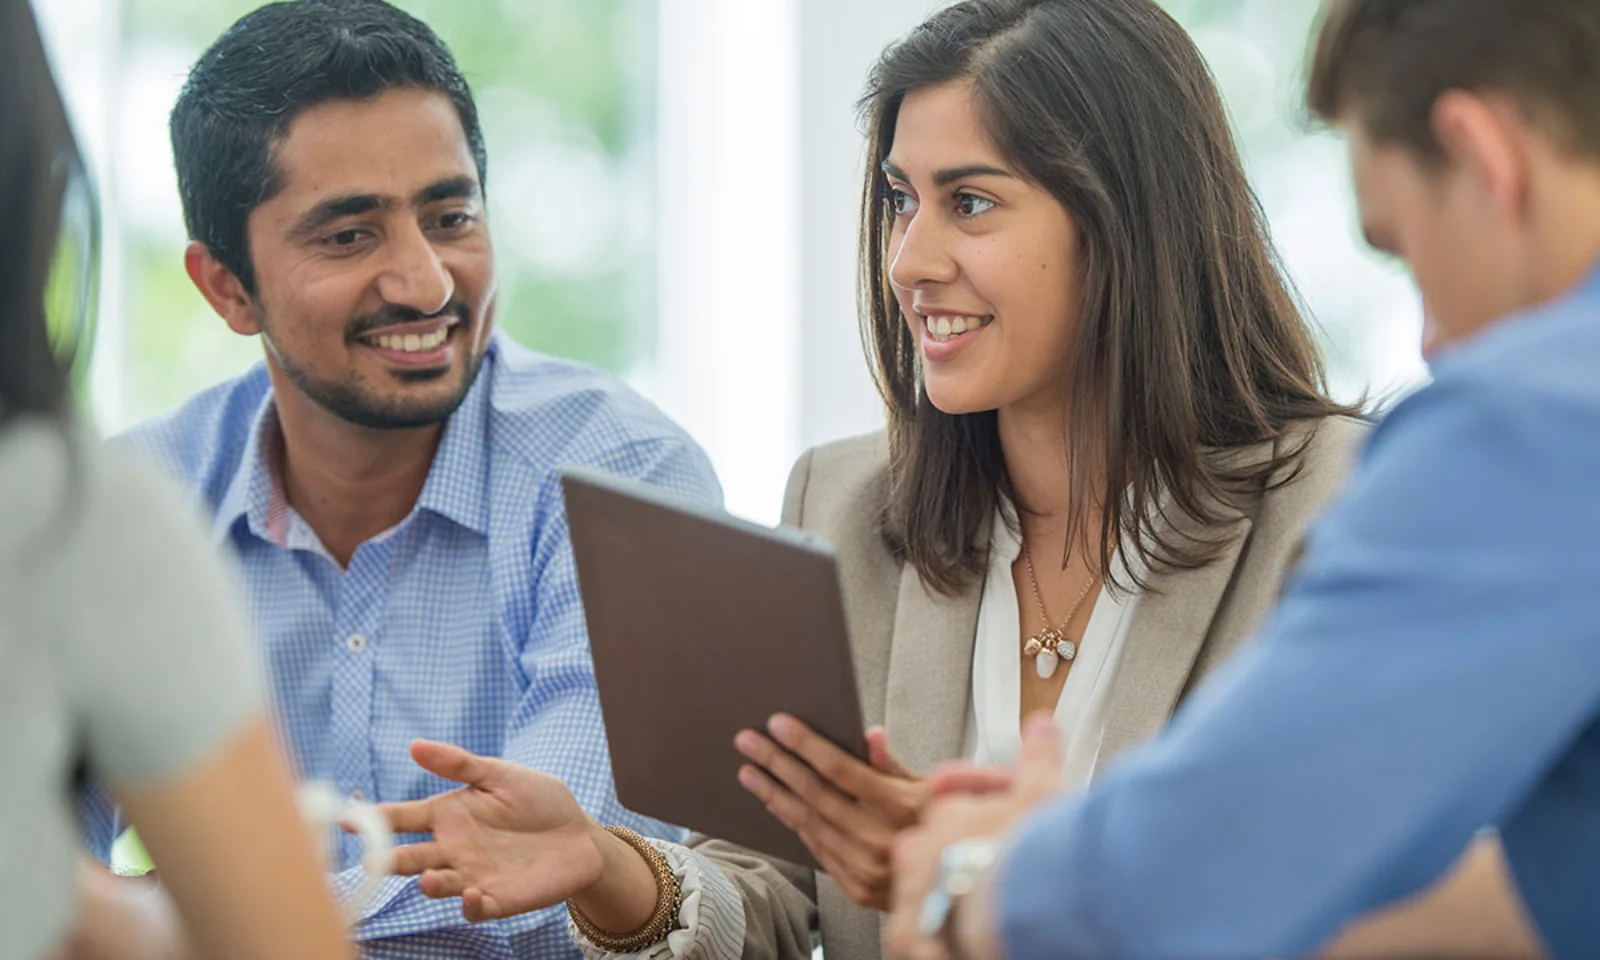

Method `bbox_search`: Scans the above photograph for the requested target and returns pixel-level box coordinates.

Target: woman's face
[885,80,1084,417]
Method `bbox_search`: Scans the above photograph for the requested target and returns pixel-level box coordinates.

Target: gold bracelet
[567,827,684,953]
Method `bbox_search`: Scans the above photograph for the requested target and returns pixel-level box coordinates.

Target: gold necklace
[1020,544,1100,680]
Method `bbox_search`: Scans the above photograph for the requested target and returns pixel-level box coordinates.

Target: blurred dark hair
[170,0,487,294]
[1307,0,1600,165]
[860,0,1356,594]
[0,0,83,423]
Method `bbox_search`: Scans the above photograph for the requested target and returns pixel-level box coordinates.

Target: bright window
[36,0,658,433]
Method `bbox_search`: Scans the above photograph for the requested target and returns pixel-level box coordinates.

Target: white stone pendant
[1030,634,1077,680]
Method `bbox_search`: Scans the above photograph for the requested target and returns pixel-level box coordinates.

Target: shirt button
[345,633,367,653]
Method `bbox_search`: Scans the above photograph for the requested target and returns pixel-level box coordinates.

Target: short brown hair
[1307,0,1600,162]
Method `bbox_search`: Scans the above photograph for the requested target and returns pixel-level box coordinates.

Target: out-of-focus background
[34,0,1426,525]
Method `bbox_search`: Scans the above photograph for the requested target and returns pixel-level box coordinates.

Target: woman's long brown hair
[0,0,81,423]
[860,0,1358,595]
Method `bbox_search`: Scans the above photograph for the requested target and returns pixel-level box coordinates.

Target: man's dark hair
[1307,0,1600,164]
[169,0,488,294]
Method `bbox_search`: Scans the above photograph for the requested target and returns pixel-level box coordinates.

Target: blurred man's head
[1309,0,1600,355]
[172,0,496,430]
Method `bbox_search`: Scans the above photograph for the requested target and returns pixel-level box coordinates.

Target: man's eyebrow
[415,176,479,205]
[288,193,390,239]
[285,177,479,240]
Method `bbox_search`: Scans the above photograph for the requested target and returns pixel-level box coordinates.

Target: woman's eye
[889,188,918,217]
[955,193,996,218]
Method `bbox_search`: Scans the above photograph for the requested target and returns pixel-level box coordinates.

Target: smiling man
[83,2,720,957]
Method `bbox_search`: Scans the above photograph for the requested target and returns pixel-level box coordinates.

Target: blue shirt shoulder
[482,334,715,489]
[118,366,273,511]
[996,270,1600,960]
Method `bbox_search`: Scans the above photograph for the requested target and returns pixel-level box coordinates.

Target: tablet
[561,465,867,870]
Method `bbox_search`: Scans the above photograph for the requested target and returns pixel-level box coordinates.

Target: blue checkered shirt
[87,332,722,958]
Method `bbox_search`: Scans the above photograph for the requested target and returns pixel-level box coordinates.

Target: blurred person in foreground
[882,1,1600,957]
[0,0,353,958]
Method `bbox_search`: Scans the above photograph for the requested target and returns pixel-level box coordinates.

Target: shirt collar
[210,389,280,547]
[414,344,494,536]
[210,342,497,547]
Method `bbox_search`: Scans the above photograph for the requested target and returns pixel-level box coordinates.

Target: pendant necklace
[1020,545,1100,680]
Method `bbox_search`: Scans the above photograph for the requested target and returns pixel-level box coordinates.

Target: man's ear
[184,241,260,336]
[1431,90,1530,226]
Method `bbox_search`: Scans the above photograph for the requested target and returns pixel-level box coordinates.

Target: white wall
[655,0,937,525]
[795,0,945,453]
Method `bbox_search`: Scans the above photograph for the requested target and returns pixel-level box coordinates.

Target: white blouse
[963,510,1143,790]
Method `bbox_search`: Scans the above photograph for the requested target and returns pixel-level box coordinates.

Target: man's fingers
[375,798,435,836]
[410,739,497,788]
[462,887,505,923]
[389,840,450,877]
[419,867,467,900]
[928,764,1013,797]
[1017,712,1063,798]
[885,827,941,960]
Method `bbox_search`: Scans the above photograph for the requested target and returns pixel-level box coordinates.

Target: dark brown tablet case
[562,465,868,870]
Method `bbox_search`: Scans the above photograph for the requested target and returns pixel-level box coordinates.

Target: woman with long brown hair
[367,2,1366,958]
[1,0,353,956]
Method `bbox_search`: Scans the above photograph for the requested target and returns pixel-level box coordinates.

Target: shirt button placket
[330,547,383,870]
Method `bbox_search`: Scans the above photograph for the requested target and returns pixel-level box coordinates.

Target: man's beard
[264,301,487,430]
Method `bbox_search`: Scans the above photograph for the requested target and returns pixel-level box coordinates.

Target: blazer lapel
[1094,510,1253,773]
[883,562,984,774]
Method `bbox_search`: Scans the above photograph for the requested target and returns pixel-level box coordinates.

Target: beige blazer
[687,416,1369,960]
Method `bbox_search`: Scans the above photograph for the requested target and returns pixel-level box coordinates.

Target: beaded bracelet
[567,827,684,954]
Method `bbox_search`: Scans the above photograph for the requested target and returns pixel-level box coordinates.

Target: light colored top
[106,332,722,956]
[996,265,1600,959]
[0,417,259,960]
[964,511,1141,786]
